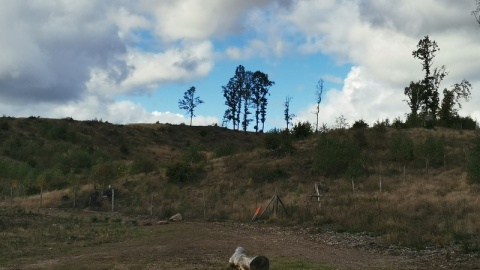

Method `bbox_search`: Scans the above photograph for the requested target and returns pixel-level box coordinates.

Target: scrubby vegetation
[1,116,480,254]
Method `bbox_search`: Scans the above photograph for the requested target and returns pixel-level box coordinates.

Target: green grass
[271,256,337,269]
[0,208,143,266]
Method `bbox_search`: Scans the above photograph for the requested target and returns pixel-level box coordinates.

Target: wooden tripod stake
[307,183,322,210]
[254,189,287,221]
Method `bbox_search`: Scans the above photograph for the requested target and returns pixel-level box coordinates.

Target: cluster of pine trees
[221,65,275,133]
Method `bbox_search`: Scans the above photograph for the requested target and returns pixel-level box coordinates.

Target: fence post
[111,188,115,212]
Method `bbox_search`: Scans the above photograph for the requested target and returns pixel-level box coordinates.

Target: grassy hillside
[1,116,479,252]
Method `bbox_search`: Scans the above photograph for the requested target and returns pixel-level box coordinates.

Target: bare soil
[2,209,479,270]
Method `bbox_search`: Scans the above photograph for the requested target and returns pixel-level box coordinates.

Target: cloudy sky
[1,0,479,130]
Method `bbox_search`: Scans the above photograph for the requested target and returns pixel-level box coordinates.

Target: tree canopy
[222,65,274,132]
[178,86,204,126]
[405,36,472,127]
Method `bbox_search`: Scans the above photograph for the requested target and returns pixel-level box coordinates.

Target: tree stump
[229,247,269,270]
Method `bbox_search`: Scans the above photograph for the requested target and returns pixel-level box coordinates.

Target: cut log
[229,247,269,270]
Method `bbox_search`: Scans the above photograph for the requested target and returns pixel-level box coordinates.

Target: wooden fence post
[111,188,115,212]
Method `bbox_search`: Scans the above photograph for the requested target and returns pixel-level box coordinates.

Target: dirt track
[3,209,480,270]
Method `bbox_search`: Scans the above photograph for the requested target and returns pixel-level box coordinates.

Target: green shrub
[183,143,206,164]
[250,163,288,183]
[389,132,414,164]
[166,162,196,184]
[119,144,129,155]
[92,163,117,188]
[392,117,406,129]
[292,121,313,139]
[38,168,69,190]
[458,116,477,130]
[264,131,294,156]
[351,119,369,129]
[344,159,367,180]
[25,185,41,196]
[214,143,236,158]
[0,120,10,131]
[352,129,368,148]
[264,132,281,150]
[67,148,94,171]
[417,135,445,168]
[373,119,388,131]
[313,135,361,177]
[3,137,22,159]
[405,113,422,128]
[370,119,389,148]
[130,158,157,175]
[467,138,480,183]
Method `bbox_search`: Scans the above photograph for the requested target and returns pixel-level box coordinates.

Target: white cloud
[0,0,128,104]
[118,40,214,94]
[289,0,480,126]
[107,6,151,41]
[142,0,271,41]
[296,66,408,127]
[0,1,219,124]
[0,96,218,126]
[226,39,270,60]
[321,74,343,85]
[223,2,296,60]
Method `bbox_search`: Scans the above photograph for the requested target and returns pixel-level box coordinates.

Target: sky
[1,0,479,131]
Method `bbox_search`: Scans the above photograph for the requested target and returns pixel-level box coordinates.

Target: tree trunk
[229,247,269,270]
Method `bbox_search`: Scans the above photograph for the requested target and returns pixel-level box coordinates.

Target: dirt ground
[2,209,480,270]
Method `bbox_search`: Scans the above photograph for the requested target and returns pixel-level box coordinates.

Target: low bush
[183,143,206,164]
[166,162,201,184]
[130,158,156,175]
[467,138,480,183]
[312,135,361,178]
[214,142,236,158]
[351,119,369,129]
[264,131,295,156]
[292,121,313,139]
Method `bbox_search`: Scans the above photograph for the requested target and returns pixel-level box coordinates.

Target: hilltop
[1,116,480,253]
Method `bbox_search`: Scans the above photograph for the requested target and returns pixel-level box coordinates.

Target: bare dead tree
[313,79,324,133]
[473,0,480,24]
